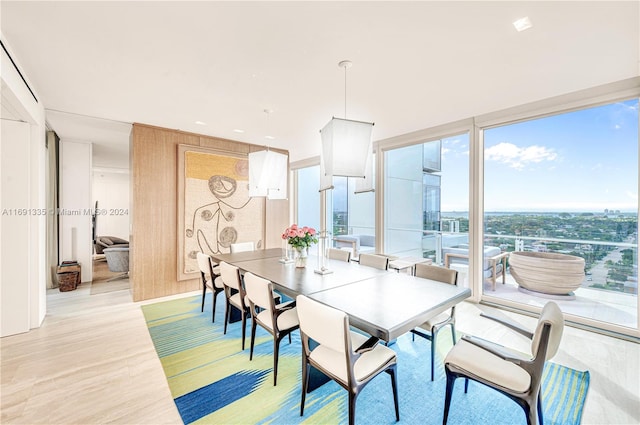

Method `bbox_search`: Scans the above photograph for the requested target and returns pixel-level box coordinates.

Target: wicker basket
[57,272,79,292]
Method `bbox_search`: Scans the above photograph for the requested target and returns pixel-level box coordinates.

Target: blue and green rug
[142,294,590,425]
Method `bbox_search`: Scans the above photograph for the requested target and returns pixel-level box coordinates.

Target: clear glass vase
[293,246,308,268]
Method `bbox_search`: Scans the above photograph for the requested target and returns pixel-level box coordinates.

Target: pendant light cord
[344,65,347,119]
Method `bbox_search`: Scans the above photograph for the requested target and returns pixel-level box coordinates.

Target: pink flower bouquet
[281,224,318,249]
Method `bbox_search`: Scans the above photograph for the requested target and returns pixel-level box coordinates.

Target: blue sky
[441,98,639,213]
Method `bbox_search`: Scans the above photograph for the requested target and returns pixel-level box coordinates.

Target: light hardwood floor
[1,280,639,424]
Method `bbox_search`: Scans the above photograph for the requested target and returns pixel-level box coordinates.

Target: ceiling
[1,1,638,165]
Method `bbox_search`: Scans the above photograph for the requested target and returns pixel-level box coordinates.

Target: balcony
[422,232,638,331]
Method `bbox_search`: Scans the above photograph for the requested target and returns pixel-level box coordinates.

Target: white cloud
[485,142,557,170]
[626,191,638,201]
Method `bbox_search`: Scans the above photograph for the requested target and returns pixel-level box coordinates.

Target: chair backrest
[196,252,212,276]
[415,263,458,285]
[296,295,350,355]
[358,253,389,270]
[219,261,243,292]
[531,301,564,361]
[328,248,351,262]
[230,241,255,253]
[244,272,275,311]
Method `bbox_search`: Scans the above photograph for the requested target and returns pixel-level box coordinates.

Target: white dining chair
[230,241,255,253]
[297,294,399,425]
[412,263,458,380]
[196,252,224,322]
[328,248,351,262]
[443,302,565,425]
[358,253,389,270]
[219,261,249,349]
[244,272,299,386]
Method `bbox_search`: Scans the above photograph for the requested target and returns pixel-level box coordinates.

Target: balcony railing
[421,231,638,295]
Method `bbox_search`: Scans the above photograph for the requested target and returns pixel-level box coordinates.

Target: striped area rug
[142,294,589,425]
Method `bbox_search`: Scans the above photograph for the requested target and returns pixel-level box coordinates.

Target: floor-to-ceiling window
[384,134,470,271]
[482,98,639,332]
[295,165,320,254]
[328,158,376,256]
[294,82,639,339]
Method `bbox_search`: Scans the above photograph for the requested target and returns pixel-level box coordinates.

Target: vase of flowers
[282,224,318,268]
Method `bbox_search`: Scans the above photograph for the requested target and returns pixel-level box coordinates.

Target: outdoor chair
[442,245,509,291]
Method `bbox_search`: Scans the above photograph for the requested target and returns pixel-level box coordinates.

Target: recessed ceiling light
[195,121,207,125]
[513,17,533,32]
[265,135,275,140]
[233,129,245,133]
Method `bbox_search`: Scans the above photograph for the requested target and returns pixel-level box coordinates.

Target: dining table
[211,249,471,343]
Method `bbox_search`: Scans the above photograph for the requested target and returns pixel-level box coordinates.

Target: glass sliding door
[482,98,639,332]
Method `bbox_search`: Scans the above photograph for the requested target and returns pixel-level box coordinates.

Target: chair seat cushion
[205,278,214,290]
[230,293,244,310]
[444,339,531,393]
[213,276,224,289]
[310,331,396,385]
[418,311,452,330]
[206,276,225,291]
[256,307,299,332]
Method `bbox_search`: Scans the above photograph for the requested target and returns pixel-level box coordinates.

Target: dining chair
[328,247,351,262]
[411,263,459,380]
[358,253,389,270]
[219,261,249,349]
[443,301,565,425]
[244,272,299,386]
[296,294,399,425]
[230,241,255,253]
[196,252,223,322]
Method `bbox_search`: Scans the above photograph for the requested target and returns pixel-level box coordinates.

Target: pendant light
[248,109,288,199]
[320,60,374,193]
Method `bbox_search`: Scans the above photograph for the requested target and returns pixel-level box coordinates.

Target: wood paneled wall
[130,124,289,301]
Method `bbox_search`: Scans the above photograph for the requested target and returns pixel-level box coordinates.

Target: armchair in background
[103,247,129,281]
[95,236,129,255]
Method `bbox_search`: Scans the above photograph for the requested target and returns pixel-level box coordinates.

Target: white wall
[59,141,93,282]
[1,120,31,336]
[92,170,130,240]
[0,35,47,336]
